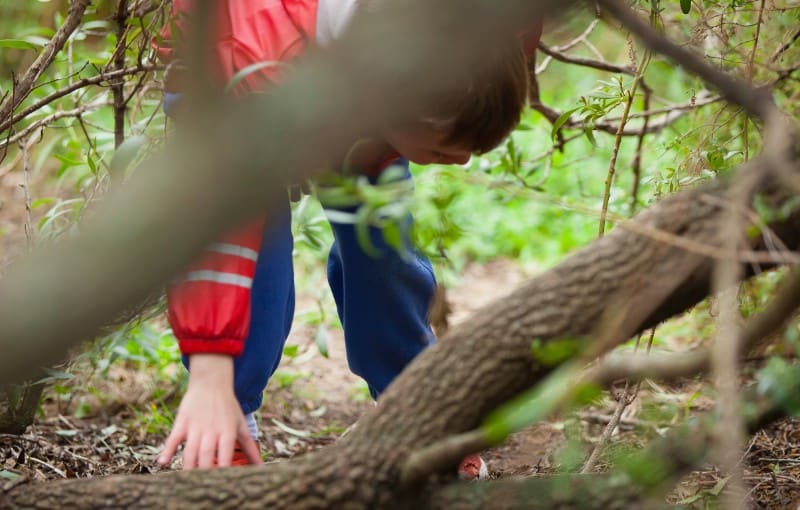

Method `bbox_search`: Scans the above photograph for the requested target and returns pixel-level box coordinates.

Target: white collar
[316,0,360,46]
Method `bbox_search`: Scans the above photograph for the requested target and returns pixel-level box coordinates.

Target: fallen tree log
[2,154,798,509]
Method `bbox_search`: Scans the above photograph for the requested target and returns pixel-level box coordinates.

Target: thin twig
[599,33,651,235]
[606,92,719,121]
[400,429,488,486]
[577,411,659,429]
[742,0,766,162]
[0,65,160,135]
[19,137,33,255]
[534,94,716,138]
[770,27,800,63]
[588,267,800,387]
[537,43,635,75]
[629,85,650,214]
[597,0,777,122]
[536,19,601,75]
[0,100,113,149]
[0,0,92,125]
[26,456,67,479]
[581,329,655,473]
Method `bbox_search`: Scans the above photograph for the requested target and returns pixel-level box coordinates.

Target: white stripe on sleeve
[182,270,253,289]
[206,243,259,262]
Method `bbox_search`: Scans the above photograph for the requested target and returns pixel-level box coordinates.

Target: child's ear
[519,19,543,60]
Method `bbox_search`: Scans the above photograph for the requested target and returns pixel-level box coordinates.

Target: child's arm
[158,354,261,469]
[157,219,266,469]
[154,3,267,468]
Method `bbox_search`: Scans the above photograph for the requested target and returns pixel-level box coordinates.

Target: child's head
[381,37,529,166]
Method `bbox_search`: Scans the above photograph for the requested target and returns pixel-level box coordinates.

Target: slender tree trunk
[0,382,45,435]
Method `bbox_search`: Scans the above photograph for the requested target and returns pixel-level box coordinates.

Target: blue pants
[232,161,437,414]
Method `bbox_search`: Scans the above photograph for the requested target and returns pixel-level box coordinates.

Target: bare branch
[401,429,488,486]
[538,42,635,75]
[0,100,113,149]
[536,19,601,75]
[588,267,800,386]
[630,85,651,213]
[770,27,800,63]
[610,92,721,121]
[0,65,160,135]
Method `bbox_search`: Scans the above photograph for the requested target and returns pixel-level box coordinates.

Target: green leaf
[583,125,597,147]
[624,450,675,489]
[530,337,582,366]
[0,39,37,50]
[382,221,402,252]
[31,197,55,209]
[482,363,587,444]
[225,61,287,94]
[354,205,379,258]
[315,326,329,358]
[376,164,408,184]
[86,154,97,175]
[708,475,730,496]
[680,0,692,13]
[35,369,75,384]
[283,344,299,359]
[54,154,82,168]
[551,108,579,140]
[0,470,20,481]
[756,357,800,415]
[271,418,311,438]
[110,135,147,177]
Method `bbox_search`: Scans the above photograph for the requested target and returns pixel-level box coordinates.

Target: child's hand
[157,354,262,469]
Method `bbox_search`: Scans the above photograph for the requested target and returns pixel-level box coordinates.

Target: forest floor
[1,210,800,508]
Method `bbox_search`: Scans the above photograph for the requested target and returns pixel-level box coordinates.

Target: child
[154,0,538,479]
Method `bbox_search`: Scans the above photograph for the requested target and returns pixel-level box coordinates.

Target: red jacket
[160,0,319,356]
[159,1,542,357]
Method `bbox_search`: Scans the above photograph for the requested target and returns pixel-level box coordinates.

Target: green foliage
[531,337,583,366]
[757,357,800,417]
[130,400,176,437]
[482,359,602,444]
[619,447,674,488]
[272,370,310,390]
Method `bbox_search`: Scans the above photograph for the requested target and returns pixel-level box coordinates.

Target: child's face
[382,122,472,166]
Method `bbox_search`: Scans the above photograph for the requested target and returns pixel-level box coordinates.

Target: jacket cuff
[178,338,244,357]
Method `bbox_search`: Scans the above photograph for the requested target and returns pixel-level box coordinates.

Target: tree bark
[2,158,798,509]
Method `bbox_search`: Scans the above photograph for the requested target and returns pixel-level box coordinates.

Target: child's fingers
[182,430,201,470]
[197,433,218,469]
[158,422,187,466]
[238,430,262,465]
[216,432,236,467]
